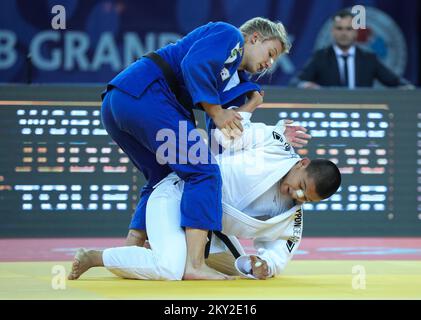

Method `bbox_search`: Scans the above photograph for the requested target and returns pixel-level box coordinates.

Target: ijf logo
[314,7,407,77]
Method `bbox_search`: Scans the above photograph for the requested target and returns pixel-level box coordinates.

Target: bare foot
[183,263,235,280]
[68,248,93,280]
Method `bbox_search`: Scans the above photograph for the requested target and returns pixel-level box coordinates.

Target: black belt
[204,231,241,259]
[143,52,196,124]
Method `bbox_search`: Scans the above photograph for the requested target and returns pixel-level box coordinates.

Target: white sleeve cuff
[234,255,256,279]
[234,254,270,280]
[273,120,287,137]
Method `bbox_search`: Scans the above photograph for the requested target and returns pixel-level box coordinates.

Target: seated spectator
[291,9,414,89]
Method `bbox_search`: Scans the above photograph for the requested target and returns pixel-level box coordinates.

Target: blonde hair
[240,17,291,54]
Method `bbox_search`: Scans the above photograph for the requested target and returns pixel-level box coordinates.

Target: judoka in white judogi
[101,112,308,280]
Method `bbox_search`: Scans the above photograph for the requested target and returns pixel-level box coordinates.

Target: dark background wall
[1,85,420,237]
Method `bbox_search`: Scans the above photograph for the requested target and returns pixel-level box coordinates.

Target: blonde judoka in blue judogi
[101,22,259,232]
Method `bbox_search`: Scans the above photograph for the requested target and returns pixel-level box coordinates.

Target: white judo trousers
[102,112,304,280]
[103,179,187,280]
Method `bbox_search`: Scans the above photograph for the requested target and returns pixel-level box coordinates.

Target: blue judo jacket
[105,21,253,109]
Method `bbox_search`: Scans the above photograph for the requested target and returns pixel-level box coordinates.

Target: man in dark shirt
[292,9,413,89]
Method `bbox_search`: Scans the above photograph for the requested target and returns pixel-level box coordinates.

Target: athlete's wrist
[201,102,223,118]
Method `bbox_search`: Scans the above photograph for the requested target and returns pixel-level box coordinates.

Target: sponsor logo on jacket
[286,207,303,253]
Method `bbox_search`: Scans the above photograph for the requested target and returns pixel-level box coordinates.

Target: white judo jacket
[210,111,304,279]
[102,111,306,281]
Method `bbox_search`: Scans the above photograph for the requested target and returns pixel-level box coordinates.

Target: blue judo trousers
[101,21,259,232]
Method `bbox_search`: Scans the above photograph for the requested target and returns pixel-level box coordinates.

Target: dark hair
[332,9,355,21]
[305,159,341,199]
